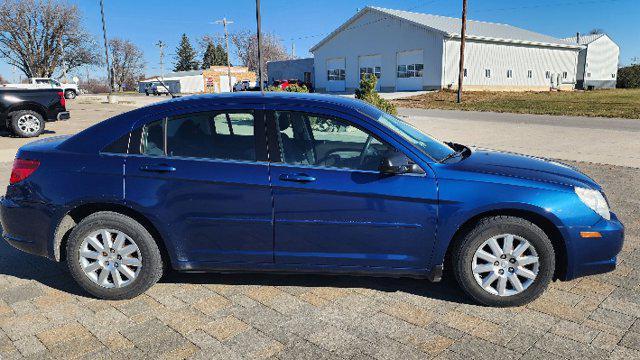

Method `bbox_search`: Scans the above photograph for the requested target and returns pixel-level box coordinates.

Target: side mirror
[379,153,422,175]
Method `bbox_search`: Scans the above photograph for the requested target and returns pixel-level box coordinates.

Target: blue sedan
[0,92,624,306]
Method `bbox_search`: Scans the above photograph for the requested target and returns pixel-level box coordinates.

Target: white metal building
[138,70,205,94]
[310,6,582,93]
[562,34,619,89]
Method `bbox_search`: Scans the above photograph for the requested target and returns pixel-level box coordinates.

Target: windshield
[377,113,456,161]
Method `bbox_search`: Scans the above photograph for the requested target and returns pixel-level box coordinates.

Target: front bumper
[561,212,624,280]
[56,112,70,121]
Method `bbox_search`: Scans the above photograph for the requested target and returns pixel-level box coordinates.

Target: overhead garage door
[358,54,382,91]
[326,58,346,92]
[396,49,424,91]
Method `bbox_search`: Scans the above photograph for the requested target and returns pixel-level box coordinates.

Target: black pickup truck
[0,88,70,138]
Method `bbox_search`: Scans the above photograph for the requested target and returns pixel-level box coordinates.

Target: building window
[397,64,423,78]
[587,72,591,78]
[563,71,568,79]
[506,69,513,78]
[612,73,616,78]
[463,68,467,77]
[359,66,381,79]
[485,69,491,78]
[327,68,345,81]
[527,70,533,78]
[545,71,551,79]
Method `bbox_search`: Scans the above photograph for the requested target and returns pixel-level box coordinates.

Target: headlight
[575,187,610,220]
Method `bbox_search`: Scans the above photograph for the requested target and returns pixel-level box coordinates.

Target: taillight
[9,159,40,184]
[57,91,66,108]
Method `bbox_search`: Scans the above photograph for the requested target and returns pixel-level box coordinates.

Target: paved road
[399,108,640,168]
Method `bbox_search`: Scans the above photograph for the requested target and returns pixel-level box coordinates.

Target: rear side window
[134,111,256,161]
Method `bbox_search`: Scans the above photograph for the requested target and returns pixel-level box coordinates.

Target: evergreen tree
[215,44,228,66]
[202,42,216,69]
[174,34,199,71]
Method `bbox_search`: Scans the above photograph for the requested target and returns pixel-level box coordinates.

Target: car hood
[449,147,599,189]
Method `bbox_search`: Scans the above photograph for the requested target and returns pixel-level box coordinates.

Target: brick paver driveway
[0,104,639,359]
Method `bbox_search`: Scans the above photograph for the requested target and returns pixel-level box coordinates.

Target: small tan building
[203,66,257,93]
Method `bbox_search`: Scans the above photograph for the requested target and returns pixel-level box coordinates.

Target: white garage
[358,54,382,90]
[396,49,424,91]
[310,6,584,93]
[326,57,346,92]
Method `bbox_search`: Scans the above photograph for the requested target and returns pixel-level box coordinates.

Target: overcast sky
[1,0,637,82]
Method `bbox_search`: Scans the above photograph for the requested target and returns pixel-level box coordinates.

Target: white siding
[443,39,578,90]
[583,35,619,88]
[312,10,444,92]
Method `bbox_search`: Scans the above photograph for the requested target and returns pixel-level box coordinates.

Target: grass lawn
[392,88,640,119]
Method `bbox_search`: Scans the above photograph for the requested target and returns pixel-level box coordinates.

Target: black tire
[452,216,555,307]
[9,110,45,138]
[66,211,164,300]
[64,89,76,99]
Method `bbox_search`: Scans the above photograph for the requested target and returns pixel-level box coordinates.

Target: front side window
[275,111,395,171]
[138,110,256,161]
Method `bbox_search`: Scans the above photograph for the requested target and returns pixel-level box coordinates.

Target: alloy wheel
[471,234,539,297]
[17,114,41,135]
[78,229,142,289]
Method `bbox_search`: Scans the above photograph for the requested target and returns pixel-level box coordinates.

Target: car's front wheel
[66,211,163,300]
[453,216,555,307]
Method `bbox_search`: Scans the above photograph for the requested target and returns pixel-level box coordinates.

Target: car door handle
[140,164,176,173]
[279,173,316,183]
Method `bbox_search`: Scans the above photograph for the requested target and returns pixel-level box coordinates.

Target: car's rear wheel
[9,110,45,137]
[452,216,555,307]
[66,211,163,300]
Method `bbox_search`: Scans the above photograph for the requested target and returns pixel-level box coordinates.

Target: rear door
[125,105,274,266]
[266,106,438,270]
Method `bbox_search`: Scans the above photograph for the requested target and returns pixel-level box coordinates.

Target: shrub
[284,83,309,93]
[617,64,640,88]
[354,74,397,115]
[266,85,283,92]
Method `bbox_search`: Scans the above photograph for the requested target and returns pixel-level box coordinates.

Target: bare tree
[588,28,604,35]
[109,38,145,92]
[231,30,291,80]
[0,0,100,78]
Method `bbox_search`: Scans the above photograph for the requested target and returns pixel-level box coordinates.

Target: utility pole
[99,0,113,102]
[291,42,296,58]
[256,0,263,92]
[457,0,467,103]
[156,40,165,80]
[215,18,234,92]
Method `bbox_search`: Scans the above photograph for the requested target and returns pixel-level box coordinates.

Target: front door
[267,108,438,270]
[125,107,273,266]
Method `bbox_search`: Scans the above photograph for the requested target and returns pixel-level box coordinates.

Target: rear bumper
[562,212,624,280]
[56,112,70,121]
[0,196,54,259]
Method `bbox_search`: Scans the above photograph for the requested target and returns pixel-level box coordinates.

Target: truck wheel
[9,110,45,138]
[64,90,77,99]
